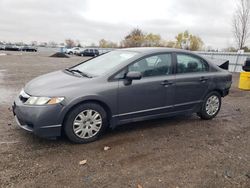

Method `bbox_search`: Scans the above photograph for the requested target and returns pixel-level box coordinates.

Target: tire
[63,103,108,143]
[197,91,221,120]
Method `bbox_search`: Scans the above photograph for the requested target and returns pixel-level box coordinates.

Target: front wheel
[64,103,108,143]
[197,91,221,120]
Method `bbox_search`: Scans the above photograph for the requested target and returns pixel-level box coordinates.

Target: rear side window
[128,54,172,77]
[176,54,209,74]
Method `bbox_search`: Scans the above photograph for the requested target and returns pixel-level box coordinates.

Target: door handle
[199,77,208,82]
[160,80,173,86]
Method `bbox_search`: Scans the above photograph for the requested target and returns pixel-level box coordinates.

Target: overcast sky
[0,0,237,49]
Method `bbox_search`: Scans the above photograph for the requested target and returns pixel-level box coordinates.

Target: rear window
[176,54,209,73]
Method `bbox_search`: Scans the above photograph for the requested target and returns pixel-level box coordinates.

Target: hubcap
[73,109,102,139]
[205,95,220,116]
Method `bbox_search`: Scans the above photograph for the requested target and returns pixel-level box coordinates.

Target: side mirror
[124,71,142,85]
[126,71,142,80]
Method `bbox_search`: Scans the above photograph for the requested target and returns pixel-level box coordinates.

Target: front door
[116,53,175,121]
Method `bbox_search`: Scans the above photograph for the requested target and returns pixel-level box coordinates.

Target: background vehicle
[65,47,81,55]
[77,48,99,57]
[0,45,5,50]
[4,45,20,51]
[21,46,37,52]
[12,48,232,143]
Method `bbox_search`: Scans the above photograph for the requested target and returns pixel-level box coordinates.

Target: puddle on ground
[0,88,15,105]
[0,70,16,105]
[0,69,6,79]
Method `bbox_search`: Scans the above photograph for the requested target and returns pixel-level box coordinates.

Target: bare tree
[99,39,118,48]
[121,28,145,47]
[31,41,38,46]
[48,41,58,48]
[75,40,82,47]
[233,0,250,49]
[65,39,75,48]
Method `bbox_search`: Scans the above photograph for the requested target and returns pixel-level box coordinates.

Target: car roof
[117,47,198,55]
[118,47,206,57]
[117,47,211,63]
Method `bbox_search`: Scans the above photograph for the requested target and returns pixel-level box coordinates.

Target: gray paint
[12,47,232,138]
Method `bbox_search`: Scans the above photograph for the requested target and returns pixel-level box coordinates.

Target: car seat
[156,60,169,75]
[138,59,150,76]
[177,63,185,73]
[187,61,198,72]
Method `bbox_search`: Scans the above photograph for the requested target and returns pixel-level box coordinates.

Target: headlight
[25,96,64,105]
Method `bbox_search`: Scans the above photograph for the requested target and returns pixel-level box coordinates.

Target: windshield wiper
[65,68,92,78]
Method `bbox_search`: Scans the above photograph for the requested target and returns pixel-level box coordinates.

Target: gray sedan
[12,48,232,143]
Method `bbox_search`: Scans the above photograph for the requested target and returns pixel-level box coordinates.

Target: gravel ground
[0,51,249,188]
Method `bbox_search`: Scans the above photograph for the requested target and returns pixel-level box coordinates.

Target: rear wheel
[64,103,108,143]
[197,91,221,120]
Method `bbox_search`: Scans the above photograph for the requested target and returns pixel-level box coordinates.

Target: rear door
[174,53,212,111]
[116,53,175,121]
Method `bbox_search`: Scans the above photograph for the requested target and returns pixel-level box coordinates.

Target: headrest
[187,61,198,69]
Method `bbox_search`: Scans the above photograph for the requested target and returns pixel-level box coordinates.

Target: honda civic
[12,48,232,143]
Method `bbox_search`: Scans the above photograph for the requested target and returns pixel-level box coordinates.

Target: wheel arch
[213,89,223,96]
[61,99,112,128]
[209,89,225,97]
[198,89,222,120]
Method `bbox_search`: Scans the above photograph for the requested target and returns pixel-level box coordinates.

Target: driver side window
[128,54,172,77]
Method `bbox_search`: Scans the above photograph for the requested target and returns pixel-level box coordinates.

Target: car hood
[25,70,92,96]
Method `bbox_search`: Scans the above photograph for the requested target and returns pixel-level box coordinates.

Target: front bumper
[12,96,64,138]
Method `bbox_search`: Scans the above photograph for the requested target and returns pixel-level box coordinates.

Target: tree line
[5,0,248,52]
[71,0,250,52]
[98,29,204,51]
[232,0,250,51]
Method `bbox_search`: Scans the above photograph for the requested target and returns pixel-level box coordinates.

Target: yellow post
[238,72,250,90]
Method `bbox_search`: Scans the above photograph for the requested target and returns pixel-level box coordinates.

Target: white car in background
[0,45,5,50]
[65,47,82,55]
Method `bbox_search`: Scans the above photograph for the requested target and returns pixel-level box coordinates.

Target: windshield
[72,51,138,76]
